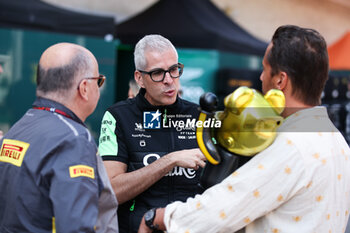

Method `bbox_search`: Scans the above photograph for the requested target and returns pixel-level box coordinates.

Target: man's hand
[167,148,206,170]
[138,216,152,233]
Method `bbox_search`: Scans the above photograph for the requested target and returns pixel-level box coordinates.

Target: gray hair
[134,34,178,70]
[36,49,94,97]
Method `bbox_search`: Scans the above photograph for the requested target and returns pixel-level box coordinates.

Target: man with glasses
[0,43,118,233]
[99,35,205,233]
[138,25,350,233]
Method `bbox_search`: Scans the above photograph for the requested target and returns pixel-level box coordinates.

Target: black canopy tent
[116,0,267,56]
[0,0,115,38]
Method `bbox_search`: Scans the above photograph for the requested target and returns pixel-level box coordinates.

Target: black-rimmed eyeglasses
[77,74,106,89]
[137,63,184,82]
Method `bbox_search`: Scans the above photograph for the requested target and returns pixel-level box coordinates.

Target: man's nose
[163,71,173,83]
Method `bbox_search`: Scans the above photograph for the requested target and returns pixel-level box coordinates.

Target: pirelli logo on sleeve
[69,165,95,179]
[0,139,30,167]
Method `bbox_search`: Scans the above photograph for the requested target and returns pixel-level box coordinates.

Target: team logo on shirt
[143,110,161,129]
[0,139,30,167]
[134,123,145,132]
[143,153,196,179]
[69,165,95,179]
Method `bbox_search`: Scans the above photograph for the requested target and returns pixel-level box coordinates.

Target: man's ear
[135,70,145,88]
[275,71,288,91]
[77,79,89,101]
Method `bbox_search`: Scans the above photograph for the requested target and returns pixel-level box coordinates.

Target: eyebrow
[148,63,178,72]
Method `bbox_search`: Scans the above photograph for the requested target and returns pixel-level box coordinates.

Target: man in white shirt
[138,25,350,233]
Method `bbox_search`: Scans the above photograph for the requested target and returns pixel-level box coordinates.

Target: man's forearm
[109,148,204,204]
[112,156,176,204]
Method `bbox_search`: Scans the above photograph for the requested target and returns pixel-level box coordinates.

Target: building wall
[214,0,350,45]
[42,0,350,45]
